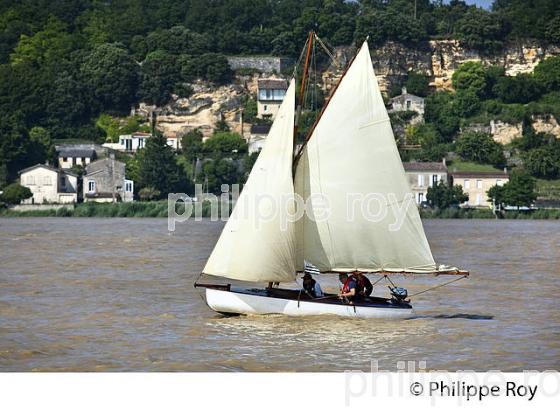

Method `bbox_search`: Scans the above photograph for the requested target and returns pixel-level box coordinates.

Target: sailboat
[195,36,468,319]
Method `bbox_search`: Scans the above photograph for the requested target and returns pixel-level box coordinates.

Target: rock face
[134,82,250,139]
[532,115,560,138]
[325,40,560,94]
[490,120,523,145]
[143,40,560,138]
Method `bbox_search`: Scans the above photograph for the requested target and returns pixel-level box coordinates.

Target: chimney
[442,158,446,166]
[402,86,407,95]
[504,167,507,174]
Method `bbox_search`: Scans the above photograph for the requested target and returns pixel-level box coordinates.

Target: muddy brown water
[0,218,558,371]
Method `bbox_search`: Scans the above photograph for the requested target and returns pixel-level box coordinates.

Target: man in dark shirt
[353,271,373,297]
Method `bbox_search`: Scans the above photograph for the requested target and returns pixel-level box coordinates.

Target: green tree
[181,53,233,85]
[502,170,537,208]
[456,132,506,168]
[493,74,543,104]
[524,145,560,179]
[545,16,560,44]
[138,50,181,106]
[0,183,32,205]
[203,132,247,160]
[454,90,481,117]
[454,8,507,53]
[424,91,459,140]
[81,43,139,113]
[534,56,560,92]
[10,17,77,67]
[137,134,191,197]
[426,181,468,209]
[28,126,56,166]
[487,184,506,208]
[202,159,240,194]
[452,61,487,97]
[405,71,429,97]
[181,128,204,162]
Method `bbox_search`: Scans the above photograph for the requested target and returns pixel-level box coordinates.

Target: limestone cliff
[143,40,560,139]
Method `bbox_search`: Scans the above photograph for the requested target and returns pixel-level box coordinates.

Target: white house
[247,124,271,153]
[56,145,97,169]
[19,164,78,204]
[403,160,449,205]
[103,132,181,152]
[257,79,288,120]
[389,87,425,123]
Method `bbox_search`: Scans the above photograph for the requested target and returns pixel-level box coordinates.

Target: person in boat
[302,273,324,298]
[352,271,373,298]
[338,273,358,302]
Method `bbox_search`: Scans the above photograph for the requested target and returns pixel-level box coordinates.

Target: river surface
[0,218,558,372]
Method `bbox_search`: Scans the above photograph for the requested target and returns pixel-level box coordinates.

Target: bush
[456,132,506,168]
[138,187,161,201]
[0,183,32,205]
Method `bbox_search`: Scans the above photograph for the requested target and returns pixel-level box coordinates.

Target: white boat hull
[205,287,413,319]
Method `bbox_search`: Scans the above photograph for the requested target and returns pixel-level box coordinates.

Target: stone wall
[227,56,294,74]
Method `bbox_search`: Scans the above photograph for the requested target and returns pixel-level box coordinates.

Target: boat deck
[233,287,412,309]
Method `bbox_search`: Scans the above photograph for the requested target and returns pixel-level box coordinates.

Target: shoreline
[1,202,559,219]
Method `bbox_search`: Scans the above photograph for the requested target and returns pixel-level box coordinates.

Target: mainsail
[202,80,297,282]
[294,42,439,273]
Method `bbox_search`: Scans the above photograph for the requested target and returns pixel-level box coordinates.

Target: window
[125,181,133,193]
[476,193,482,205]
[476,180,482,189]
[60,177,66,188]
[81,157,85,163]
[27,175,35,185]
[43,176,51,185]
[464,179,470,189]
[406,100,411,109]
[263,105,268,112]
[88,180,96,193]
[418,174,424,187]
[497,179,503,186]
[63,157,68,162]
[139,138,145,149]
[432,174,438,186]
[418,193,424,204]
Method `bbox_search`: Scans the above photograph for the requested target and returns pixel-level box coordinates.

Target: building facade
[403,160,448,205]
[389,87,425,123]
[247,124,271,153]
[451,171,509,208]
[19,164,78,204]
[57,145,96,169]
[257,79,288,120]
[83,158,134,203]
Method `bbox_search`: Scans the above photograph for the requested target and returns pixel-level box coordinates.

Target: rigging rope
[408,275,468,298]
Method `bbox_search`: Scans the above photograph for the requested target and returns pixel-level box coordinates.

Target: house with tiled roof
[450,170,509,208]
[403,160,449,205]
[257,78,288,120]
[19,164,78,204]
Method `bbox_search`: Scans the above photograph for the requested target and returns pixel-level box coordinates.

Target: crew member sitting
[338,273,358,302]
[352,271,373,297]
[302,273,323,298]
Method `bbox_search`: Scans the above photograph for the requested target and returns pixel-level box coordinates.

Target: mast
[293,39,358,168]
[293,31,314,158]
